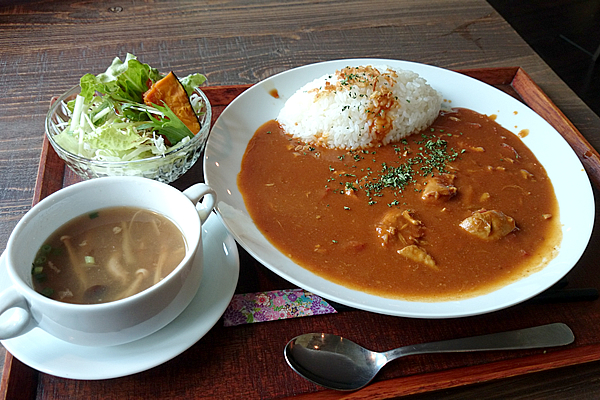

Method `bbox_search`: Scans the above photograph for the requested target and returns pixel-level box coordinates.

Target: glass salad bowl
[45,85,212,183]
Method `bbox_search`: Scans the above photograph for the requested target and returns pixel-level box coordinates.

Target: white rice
[277,65,442,150]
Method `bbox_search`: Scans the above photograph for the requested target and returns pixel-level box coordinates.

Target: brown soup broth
[238,108,561,301]
[32,207,186,304]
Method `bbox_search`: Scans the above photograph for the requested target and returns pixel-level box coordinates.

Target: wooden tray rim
[3,66,600,399]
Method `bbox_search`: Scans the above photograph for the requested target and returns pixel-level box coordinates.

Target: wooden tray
[3,67,600,400]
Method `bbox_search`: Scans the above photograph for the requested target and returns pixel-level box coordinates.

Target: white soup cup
[0,176,216,346]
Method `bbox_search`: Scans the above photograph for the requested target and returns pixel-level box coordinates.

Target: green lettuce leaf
[179,73,207,96]
[79,53,163,103]
[135,102,195,145]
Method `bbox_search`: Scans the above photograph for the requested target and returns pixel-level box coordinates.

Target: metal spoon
[284,323,574,391]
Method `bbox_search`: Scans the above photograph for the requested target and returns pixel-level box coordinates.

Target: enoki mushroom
[60,235,88,290]
[116,268,149,300]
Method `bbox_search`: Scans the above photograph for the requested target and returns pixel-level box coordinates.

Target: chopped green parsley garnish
[325,132,458,205]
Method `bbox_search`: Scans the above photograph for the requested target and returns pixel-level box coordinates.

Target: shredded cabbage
[53,53,207,163]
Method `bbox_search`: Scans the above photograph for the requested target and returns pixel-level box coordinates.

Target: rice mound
[277,65,442,150]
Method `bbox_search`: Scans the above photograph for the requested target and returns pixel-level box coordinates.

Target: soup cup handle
[0,286,32,340]
[182,183,217,224]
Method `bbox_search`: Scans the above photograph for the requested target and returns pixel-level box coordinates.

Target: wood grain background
[2,0,600,398]
[2,0,600,250]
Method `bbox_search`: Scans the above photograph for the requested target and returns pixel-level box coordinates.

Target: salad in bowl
[45,53,211,183]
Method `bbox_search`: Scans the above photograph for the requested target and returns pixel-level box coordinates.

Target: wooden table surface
[2,0,600,398]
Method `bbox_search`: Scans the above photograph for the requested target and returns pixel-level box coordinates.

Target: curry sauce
[238,108,561,301]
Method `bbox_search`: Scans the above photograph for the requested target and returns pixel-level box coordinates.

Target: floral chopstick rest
[223,289,342,327]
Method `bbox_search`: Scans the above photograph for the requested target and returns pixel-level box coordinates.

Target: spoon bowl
[284,323,574,391]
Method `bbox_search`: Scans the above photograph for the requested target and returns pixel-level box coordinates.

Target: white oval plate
[0,213,239,380]
[204,59,594,318]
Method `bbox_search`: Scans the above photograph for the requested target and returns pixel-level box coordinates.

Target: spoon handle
[385,323,574,361]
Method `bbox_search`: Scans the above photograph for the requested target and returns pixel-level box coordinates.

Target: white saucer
[0,212,239,380]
